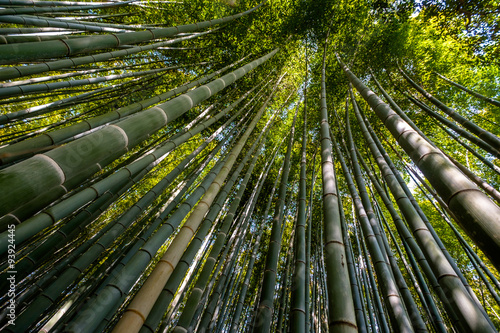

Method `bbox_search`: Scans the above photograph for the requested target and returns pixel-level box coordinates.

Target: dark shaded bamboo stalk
[289,96,308,332]
[0,2,265,64]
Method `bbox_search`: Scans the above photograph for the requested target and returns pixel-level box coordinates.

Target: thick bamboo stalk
[434,72,500,108]
[0,59,240,164]
[0,50,277,221]
[0,28,208,81]
[304,152,317,333]
[318,41,357,333]
[370,70,436,148]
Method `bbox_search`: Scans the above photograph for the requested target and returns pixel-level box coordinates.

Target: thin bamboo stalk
[434,72,500,108]
[339,55,500,286]
[334,112,414,332]
[251,93,298,332]
[289,96,307,332]
[356,149,449,333]
[171,112,276,333]
[399,67,500,151]
[0,2,266,64]
[406,94,500,159]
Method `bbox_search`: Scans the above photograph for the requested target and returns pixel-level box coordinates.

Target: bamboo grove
[0,0,499,332]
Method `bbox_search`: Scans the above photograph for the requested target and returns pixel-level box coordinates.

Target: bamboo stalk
[109,76,280,333]
[399,67,500,151]
[434,71,500,108]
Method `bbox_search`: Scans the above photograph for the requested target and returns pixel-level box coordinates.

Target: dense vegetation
[0,0,499,332]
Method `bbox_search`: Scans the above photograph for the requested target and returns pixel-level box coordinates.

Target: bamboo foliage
[1,2,500,332]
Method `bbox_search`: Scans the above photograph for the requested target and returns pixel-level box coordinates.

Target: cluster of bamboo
[0,1,499,333]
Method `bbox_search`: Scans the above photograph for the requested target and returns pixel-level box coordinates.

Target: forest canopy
[0,0,499,332]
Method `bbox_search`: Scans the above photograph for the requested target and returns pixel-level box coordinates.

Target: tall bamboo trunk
[434,71,500,108]
[319,39,357,333]
[399,66,500,151]
[251,93,299,333]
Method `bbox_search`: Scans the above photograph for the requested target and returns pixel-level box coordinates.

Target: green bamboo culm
[251,94,299,333]
[0,0,135,17]
[0,77,263,253]
[338,55,500,276]
[0,50,277,220]
[319,40,357,333]
[0,1,266,65]
[289,95,308,332]
[399,66,500,151]
[0,58,243,165]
